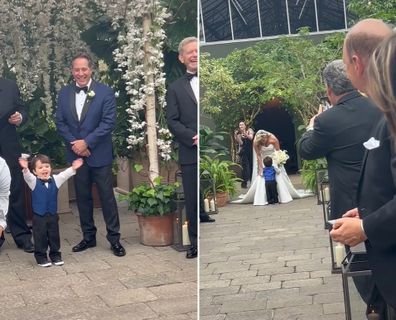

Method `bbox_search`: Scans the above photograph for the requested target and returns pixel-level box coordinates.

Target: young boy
[263,156,279,204]
[19,154,83,267]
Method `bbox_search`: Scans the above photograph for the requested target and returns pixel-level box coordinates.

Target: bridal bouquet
[272,150,289,166]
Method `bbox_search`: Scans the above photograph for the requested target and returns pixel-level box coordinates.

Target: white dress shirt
[75,79,92,120]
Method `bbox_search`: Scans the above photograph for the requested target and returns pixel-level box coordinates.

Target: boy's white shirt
[22,167,76,190]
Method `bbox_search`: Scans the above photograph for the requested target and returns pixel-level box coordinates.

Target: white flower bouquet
[272,150,289,166]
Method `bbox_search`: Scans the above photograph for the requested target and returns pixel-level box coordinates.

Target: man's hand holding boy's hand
[72,158,84,170]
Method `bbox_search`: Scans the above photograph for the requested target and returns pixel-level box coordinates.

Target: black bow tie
[39,177,52,184]
[186,72,197,81]
[75,86,88,93]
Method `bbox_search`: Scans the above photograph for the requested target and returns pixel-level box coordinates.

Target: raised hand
[72,158,84,170]
[18,158,28,169]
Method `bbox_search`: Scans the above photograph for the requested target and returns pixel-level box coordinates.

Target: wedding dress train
[232,144,312,205]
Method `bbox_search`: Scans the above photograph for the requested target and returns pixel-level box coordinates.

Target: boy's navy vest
[31,177,58,215]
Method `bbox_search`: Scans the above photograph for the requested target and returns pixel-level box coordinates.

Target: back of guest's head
[263,156,272,167]
[345,19,392,65]
[322,60,354,96]
[368,33,396,147]
[31,154,51,171]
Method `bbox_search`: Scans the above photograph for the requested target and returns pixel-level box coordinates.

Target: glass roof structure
[200,0,349,44]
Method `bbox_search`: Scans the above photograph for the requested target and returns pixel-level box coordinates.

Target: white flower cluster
[0,0,94,120]
[157,127,173,161]
[105,0,171,160]
[272,150,290,166]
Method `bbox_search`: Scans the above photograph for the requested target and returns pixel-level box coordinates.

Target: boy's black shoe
[51,256,64,266]
[37,259,52,267]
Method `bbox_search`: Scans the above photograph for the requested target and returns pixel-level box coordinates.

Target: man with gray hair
[299,59,383,318]
[299,59,382,220]
[166,37,198,259]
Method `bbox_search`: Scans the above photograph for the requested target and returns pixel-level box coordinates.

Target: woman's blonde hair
[367,33,396,148]
[253,130,270,146]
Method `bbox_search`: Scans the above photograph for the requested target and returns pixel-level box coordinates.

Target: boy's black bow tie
[186,72,197,81]
[39,177,52,183]
[75,86,88,93]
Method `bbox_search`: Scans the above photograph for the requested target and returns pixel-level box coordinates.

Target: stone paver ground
[0,199,197,320]
[200,174,366,320]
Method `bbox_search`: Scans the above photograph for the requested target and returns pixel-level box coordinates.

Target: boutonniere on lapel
[363,137,380,150]
[87,90,95,100]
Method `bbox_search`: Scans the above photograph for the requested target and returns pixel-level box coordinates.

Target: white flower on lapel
[363,137,380,150]
[87,90,95,99]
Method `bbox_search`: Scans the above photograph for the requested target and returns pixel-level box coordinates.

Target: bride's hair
[254,130,270,146]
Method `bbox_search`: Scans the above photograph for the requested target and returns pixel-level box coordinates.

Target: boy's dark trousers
[32,213,61,262]
[265,180,279,204]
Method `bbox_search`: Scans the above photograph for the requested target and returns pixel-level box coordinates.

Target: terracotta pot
[215,191,229,207]
[137,213,174,246]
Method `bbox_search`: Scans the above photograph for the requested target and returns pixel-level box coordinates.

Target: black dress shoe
[111,242,126,257]
[20,242,34,253]
[186,246,197,259]
[72,240,96,252]
[200,216,215,223]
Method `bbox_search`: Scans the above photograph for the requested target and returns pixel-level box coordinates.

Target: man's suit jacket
[299,91,382,219]
[358,116,396,308]
[55,80,116,167]
[0,78,27,168]
[166,74,197,165]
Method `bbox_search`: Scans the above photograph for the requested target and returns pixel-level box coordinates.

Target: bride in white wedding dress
[232,130,312,205]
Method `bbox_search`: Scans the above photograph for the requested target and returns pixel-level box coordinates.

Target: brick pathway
[200,175,365,320]
[0,201,197,320]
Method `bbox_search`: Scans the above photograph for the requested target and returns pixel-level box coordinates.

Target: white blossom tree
[98,0,171,181]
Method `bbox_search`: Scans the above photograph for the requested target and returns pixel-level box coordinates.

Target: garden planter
[137,212,174,246]
[215,191,229,207]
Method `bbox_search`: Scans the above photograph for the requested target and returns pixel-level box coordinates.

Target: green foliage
[162,0,197,52]
[200,155,240,197]
[348,0,396,24]
[200,30,344,137]
[19,97,66,167]
[199,125,229,157]
[119,176,179,216]
[300,158,327,193]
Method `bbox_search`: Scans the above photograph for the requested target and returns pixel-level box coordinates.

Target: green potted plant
[119,174,179,246]
[200,155,241,207]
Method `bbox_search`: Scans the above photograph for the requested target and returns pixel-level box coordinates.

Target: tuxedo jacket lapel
[80,81,96,124]
[357,149,369,200]
[182,75,197,105]
[69,87,78,122]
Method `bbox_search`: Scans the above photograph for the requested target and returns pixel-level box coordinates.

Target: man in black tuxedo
[299,59,382,313]
[300,60,382,220]
[56,52,125,257]
[330,19,396,318]
[0,78,33,252]
[166,37,198,259]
